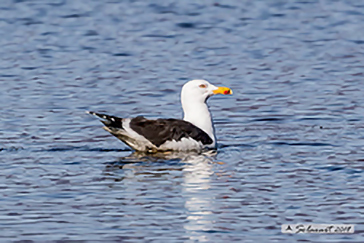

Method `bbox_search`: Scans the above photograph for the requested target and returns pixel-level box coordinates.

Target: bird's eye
[199,84,207,88]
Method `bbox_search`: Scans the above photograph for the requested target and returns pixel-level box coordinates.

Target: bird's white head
[181,79,233,105]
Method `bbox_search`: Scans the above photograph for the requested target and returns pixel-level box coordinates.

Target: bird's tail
[86,111,124,129]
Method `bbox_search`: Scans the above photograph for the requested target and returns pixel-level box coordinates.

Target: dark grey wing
[129,116,213,147]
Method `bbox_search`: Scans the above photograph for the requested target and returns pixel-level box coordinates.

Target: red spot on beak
[224,90,230,95]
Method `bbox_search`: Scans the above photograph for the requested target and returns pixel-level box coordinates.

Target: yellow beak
[212,86,233,95]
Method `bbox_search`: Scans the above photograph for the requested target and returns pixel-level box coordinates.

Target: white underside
[159,137,205,151]
[105,118,213,152]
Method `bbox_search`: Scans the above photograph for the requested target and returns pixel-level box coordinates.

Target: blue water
[1,0,364,241]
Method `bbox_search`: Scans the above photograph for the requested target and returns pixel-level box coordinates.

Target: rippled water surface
[1,0,364,242]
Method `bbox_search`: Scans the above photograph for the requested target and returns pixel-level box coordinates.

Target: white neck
[182,99,216,144]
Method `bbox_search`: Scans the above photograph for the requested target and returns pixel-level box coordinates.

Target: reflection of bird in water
[102,150,221,241]
[105,150,217,170]
[87,79,232,153]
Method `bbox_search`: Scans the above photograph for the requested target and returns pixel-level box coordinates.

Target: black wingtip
[86,111,108,120]
[86,111,124,129]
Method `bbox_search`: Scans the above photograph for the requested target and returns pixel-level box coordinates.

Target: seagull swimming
[87,79,232,153]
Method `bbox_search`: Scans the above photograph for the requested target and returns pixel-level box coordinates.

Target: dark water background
[1,0,364,242]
